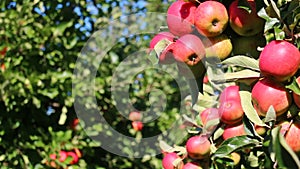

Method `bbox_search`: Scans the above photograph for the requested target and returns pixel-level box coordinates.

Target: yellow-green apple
[172,34,206,66]
[186,135,211,159]
[194,1,228,37]
[232,33,266,59]
[202,34,233,60]
[167,1,196,36]
[183,162,203,169]
[229,0,265,36]
[129,111,142,121]
[218,85,244,125]
[251,78,292,117]
[280,121,300,153]
[259,40,300,82]
[162,152,184,169]
[149,32,175,50]
[222,122,247,140]
[292,76,300,108]
[200,108,220,127]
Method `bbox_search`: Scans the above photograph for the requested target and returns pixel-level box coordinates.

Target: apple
[132,121,143,131]
[172,34,206,66]
[222,122,247,140]
[202,34,233,60]
[229,0,265,36]
[0,47,7,56]
[203,75,209,84]
[1,63,5,71]
[232,33,266,59]
[251,78,292,117]
[218,85,244,125]
[259,40,300,82]
[255,125,267,136]
[159,42,176,64]
[70,118,80,130]
[67,151,79,164]
[194,1,228,37]
[149,32,175,50]
[200,108,220,127]
[183,162,203,169]
[129,111,142,121]
[162,152,184,169]
[167,1,196,36]
[176,60,206,79]
[292,76,300,108]
[280,121,300,153]
[229,152,241,166]
[186,135,211,159]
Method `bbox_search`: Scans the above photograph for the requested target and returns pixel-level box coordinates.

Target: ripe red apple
[129,111,142,121]
[251,78,292,117]
[67,151,79,164]
[218,85,244,125]
[200,108,220,127]
[202,34,233,60]
[194,1,228,37]
[229,0,265,36]
[172,34,206,66]
[186,135,211,159]
[167,1,196,36]
[149,32,175,49]
[162,152,184,169]
[50,150,68,162]
[203,75,209,84]
[280,121,300,153]
[132,121,143,131]
[70,118,80,130]
[259,40,300,82]
[222,122,247,140]
[292,76,300,108]
[183,162,203,169]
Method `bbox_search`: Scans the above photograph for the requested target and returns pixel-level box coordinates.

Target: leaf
[211,69,260,83]
[222,55,259,71]
[154,39,172,59]
[239,91,266,126]
[269,0,281,19]
[187,79,200,106]
[264,106,276,123]
[258,8,281,32]
[159,140,174,153]
[212,136,260,159]
[182,114,202,128]
[238,0,252,13]
[286,76,300,95]
[148,50,159,65]
[274,27,285,40]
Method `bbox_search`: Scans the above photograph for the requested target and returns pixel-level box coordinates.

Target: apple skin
[222,122,247,140]
[230,152,241,166]
[129,111,142,121]
[167,1,196,36]
[202,34,233,60]
[200,108,220,127]
[251,78,292,117]
[218,85,244,125]
[229,0,265,36]
[255,125,267,136]
[292,76,300,108]
[259,40,300,82]
[280,121,300,153]
[149,32,175,50]
[186,136,211,160]
[162,152,184,169]
[183,162,203,169]
[132,121,143,131]
[194,1,228,37]
[172,34,206,66]
[232,33,266,59]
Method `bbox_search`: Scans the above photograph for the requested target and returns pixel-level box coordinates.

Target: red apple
[203,75,209,84]
[280,121,300,153]
[162,152,184,169]
[172,34,206,66]
[186,135,211,159]
[129,111,142,121]
[132,121,143,131]
[259,40,300,82]
[167,1,196,36]
[218,85,244,125]
[183,162,203,169]
[70,118,80,130]
[67,151,79,164]
[200,108,220,127]
[222,122,247,140]
[0,47,7,56]
[251,78,292,117]
[149,32,175,49]
[293,77,300,108]
[229,0,265,36]
[194,1,228,37]
[1,63,5,71]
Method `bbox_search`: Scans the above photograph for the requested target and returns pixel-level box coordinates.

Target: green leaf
[222,55,260,71]
[211,69,260,83]
[212,135,260,159]
[274,27,285,40]
[154,39,172,59]
[238,0,252,13]
[182,114,202,128]
[264,106,276,123]
[258,8,281,32]
[239,91,266,126]
[286,76,300,95]
[159,140,174,153]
